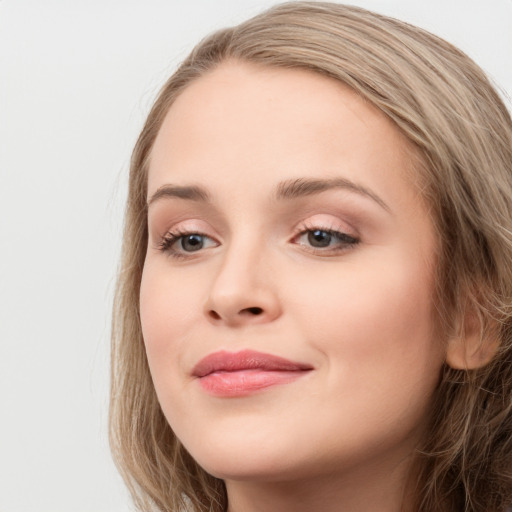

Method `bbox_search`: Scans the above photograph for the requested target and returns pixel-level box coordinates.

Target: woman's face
[140,62,445,483]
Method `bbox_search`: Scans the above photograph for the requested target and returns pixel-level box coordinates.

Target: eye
[179,234,207,252]
[294,228,359,253]
[307,230,336,248]
[158,230,218,258]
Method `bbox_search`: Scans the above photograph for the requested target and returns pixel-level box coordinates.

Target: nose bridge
[205,229,281,325]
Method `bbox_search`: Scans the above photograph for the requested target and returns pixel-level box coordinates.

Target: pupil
[308,230,331,247]
[182,234,203,251]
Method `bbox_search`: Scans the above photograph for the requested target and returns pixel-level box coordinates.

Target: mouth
[192,349,314,397]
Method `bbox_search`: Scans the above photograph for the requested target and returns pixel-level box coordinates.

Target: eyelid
[152,218,221,256]
[152,214,360,259]
[290,215,360,254]
[157,229,220,260]
[292,214,359,239]
[153,218,216,240]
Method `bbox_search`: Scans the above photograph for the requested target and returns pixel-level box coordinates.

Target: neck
[225,451,418,512]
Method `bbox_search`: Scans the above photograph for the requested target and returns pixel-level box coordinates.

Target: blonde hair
[110,2,512,511]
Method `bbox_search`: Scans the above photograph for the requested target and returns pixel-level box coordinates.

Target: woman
[110,2,512,511]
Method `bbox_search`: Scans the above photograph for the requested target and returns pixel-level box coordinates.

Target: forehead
[148,61,420,206]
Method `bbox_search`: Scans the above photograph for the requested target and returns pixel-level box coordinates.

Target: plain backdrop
[0,1,510,511]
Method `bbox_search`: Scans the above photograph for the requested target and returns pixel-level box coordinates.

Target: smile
[192,349,314,397]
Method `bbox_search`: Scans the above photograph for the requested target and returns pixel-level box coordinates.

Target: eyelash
[292,223,359,255]
[157,225,359,259]
[157,229,216,260]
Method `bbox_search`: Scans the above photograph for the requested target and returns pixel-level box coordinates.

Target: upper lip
[192,349,314,378]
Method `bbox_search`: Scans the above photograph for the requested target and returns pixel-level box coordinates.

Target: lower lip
[198,369,309,397]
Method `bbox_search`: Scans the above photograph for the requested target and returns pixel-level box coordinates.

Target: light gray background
[1,1,510,511]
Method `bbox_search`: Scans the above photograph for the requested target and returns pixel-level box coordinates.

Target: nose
[204,242,282,327]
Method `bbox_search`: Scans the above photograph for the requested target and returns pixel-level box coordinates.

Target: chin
[183,433,308,483]
[197,455,306,483]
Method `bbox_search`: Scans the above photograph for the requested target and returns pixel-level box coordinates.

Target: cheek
[286,255,443,452]
[292,249,442,390]
[139,261,203,391]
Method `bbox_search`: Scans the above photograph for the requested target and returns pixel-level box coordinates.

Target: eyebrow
[147,184,211,207]
[275,177,390,212]
[147,177,390,212]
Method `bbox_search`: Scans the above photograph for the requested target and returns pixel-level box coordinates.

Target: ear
[445,305,499,370]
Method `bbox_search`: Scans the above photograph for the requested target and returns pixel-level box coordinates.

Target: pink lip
[192,350,313,397]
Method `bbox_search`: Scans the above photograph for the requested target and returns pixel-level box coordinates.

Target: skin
[140,61,447,512]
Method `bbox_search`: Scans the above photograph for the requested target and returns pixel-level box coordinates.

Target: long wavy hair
[110,2,512,511]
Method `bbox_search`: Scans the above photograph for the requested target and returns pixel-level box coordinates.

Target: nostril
[245,307,263,315]
[208,310,221,320]
[207,307,264,321]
